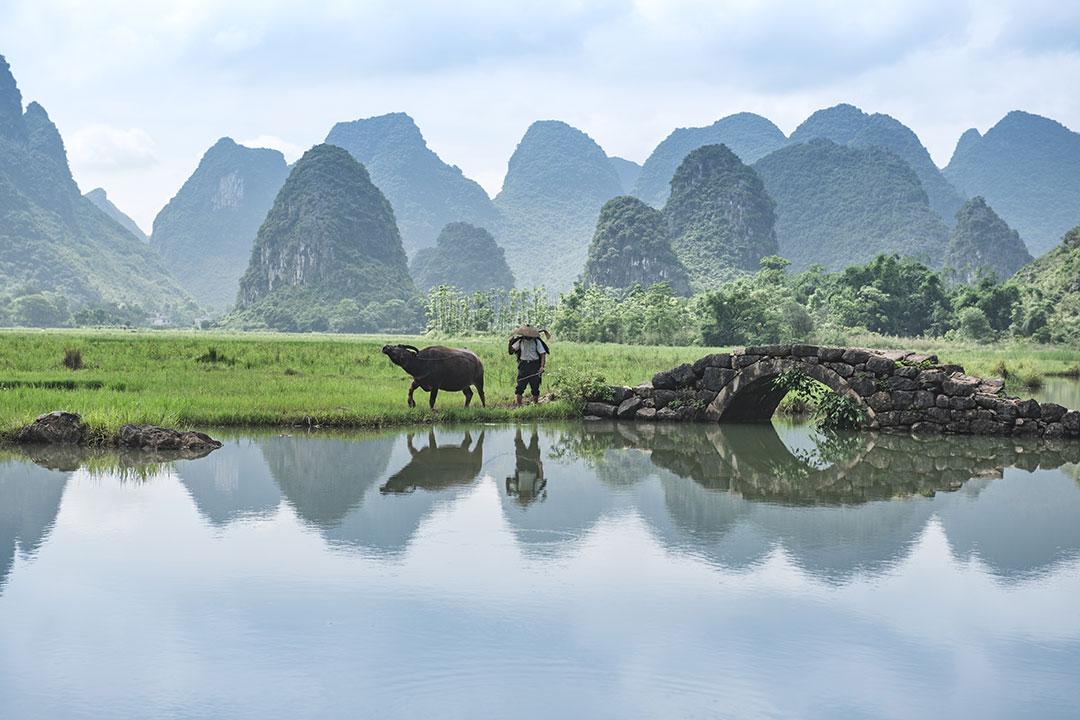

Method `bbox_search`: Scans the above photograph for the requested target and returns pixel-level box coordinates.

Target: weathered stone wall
[583,344,1080,438]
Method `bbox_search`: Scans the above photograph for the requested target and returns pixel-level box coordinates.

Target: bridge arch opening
[708,358,878,428]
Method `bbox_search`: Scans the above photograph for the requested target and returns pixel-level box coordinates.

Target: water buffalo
[382,344,486,409]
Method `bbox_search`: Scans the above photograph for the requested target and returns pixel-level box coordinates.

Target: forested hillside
[410,222,515,294]
[326,112,498,255]
[494,120,624,292]
[944,197,1032,283]
[753,139,948,270]
[633,113,787,207]
[945,111,1080,256]
[0,54,196,326]
[151,138,289,313]
[232,144,417,332]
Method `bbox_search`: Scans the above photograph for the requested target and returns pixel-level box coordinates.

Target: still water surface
[2,416,1080,719]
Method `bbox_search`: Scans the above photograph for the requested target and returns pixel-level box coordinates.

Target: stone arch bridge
[583,344,1080,439]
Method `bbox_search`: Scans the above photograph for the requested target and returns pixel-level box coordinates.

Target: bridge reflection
[2,424,1079,589]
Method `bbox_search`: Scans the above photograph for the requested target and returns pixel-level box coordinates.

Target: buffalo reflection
[381,431,485,494]
[505,429,547,505]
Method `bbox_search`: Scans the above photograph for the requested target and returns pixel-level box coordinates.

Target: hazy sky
[2,0,1078,230]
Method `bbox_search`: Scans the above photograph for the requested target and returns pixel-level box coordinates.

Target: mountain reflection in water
[3,422,1079,588]
[2,422,1080,719]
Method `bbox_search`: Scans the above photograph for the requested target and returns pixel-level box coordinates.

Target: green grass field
[0,329,1076,441]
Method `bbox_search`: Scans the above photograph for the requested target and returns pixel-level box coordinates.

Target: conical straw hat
[512,324,542,338]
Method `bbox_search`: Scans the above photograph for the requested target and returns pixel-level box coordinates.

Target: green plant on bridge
[772,368,865,431]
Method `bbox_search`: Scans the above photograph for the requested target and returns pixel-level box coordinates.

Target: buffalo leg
[428,388,439,409]
[476,378,486,407]
[463,387,473,407]
[407,380,419,408]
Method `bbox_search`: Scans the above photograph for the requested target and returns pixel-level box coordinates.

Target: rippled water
[3,418,1080,719]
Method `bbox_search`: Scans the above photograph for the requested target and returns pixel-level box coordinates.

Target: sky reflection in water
[2,421,1080,719]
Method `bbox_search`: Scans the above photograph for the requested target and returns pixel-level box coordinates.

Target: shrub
[62,347,83,370]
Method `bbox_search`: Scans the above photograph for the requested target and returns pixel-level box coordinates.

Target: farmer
[508,325,550,406]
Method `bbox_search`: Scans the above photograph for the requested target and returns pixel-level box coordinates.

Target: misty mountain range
[1,51,1079,328]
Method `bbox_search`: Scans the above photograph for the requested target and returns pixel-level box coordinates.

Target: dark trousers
[516,359,542,396]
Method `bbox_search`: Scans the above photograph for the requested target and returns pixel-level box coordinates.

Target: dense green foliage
[944,196,1032,283]
[772,368,864,430]
[410,222,514,294]
[633,113,787,207]
[554,282,700,346]
[753,139,948,271]
[0,55,197,324]
[608,156,642,193]
[664,144,778,290]
[789,103,965,222]
[493,120,624,292]
[582,196,690,295]
[84,188,147,242]
[945,111,1080,256]
[325,113,498,255]
[1007,227,1080,343]
[424,286,553,336]
[230,144,418,332]
[150,138,289,313]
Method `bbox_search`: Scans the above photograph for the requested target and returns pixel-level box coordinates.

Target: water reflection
[381,430,485,494]
[505,428,546,505]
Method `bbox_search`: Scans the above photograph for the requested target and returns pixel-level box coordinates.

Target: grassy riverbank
[0,329,1076,440]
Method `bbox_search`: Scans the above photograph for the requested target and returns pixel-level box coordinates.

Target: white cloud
[238,135,305,162]
[67,125,158,171]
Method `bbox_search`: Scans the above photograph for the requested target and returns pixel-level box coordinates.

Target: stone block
[671,363,697,387]
[892,390,914,409]
[702,367,735,392]
[827,362,855,378]
[1017,399,1041,418]
[634,383,654,399]
[949,396,976,411]
[695,389,718,406]
[584,402,616,418]
[746,344,791,356]
[887,376,918,391]
[1041,402,1067,423]
[850,377,876,397]
[842,349,871,365]
[655,408,679,421]
[935,395,950,408]
[653,389,677,409]
[917,369,946,386]
[616,396,644,418]
[609,386,632,404]
[914,390,935,409]
[736,354,761,368]
[896,366,920,379]
[942,378,977,396]
[791,344,818,357]
[926,407,950,423]
[1045,422,1066,438]
[868,391,893,412]
[1063,410,1080,434]
[692,353,732,374]
[651,371,675,390]
[818,347,845,362]
[866,356,896,375]
[635,407,657,421]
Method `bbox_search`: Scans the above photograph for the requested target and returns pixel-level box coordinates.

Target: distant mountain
[0,54,195,323]
[1010,226,1080,342]
[494,120,624,292]
[150,138,288,313]
[410,222,515,294]
[608,156,642,193]
[945,111,1080,256]
[944,197,1032,283]
[633,113,788,207]
[325,112,498,256]
[664,144,778,290]
[582,195,691,295]
[753,138,948,271]
[234,144,415,331]
[84,188,146,242]
[789,103,965,223]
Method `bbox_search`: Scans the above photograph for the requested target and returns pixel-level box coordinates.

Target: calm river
[3,410,1080,717]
